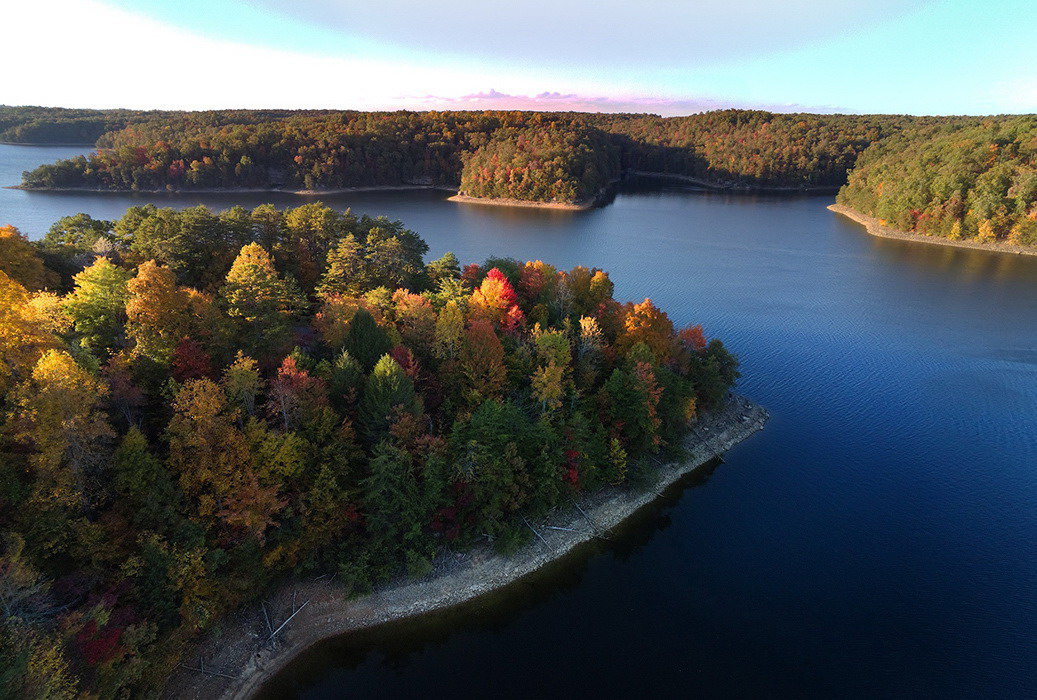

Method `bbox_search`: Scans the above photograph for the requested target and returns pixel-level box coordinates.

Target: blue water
[2,144,1036,698]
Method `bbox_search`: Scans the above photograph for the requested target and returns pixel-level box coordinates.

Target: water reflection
[257,459,724,699]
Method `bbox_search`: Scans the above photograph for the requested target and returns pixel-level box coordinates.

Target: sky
[4,0,1036,116]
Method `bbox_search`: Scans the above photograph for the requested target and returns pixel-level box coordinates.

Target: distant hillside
[15,107,921,203]
[837,115,1037,247]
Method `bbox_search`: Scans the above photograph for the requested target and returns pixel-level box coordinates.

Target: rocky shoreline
[161,395,768,700]
[829,204,1037,257]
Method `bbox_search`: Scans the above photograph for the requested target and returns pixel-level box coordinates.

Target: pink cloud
[397,89,846,116]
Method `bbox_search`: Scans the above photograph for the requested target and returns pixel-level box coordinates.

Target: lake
[2,144,1036,698]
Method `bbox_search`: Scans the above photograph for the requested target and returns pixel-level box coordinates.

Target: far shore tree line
[8,106,1033,246]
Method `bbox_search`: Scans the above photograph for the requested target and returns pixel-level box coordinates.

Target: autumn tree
[433,300,465,361]
[267,356,329,431]
[393,289,436,353]
[63,257,132,357]
[469,268,519,325]
[0,225,57,291]
[459,320,507,406]
[617,298,675,362]
[125,260,190,364]
[9,350,114,512]
[0,271,57,393]
[222,352,264,417]
[165,378,252,520]
[219,243,306,358]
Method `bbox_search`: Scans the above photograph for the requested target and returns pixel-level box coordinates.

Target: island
[0,204,760,699]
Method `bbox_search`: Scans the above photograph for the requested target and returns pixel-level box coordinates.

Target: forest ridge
[7,106,1035,247]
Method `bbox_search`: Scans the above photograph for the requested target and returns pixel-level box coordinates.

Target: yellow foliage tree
[618,298,675,361]
[0,271,57,394]
[126,260,190,363]
[0,225,57,291]
[9,350,113,510]
[433,299,465,360]
[165,378,252,519]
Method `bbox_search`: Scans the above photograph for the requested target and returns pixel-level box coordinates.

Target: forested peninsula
[0,203,751,698]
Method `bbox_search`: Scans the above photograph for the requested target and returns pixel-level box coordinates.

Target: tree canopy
[0,202,738,697]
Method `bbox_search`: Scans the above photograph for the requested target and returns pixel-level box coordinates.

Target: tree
[459,321,507,406]
[0,226,57,291]
[361,442,425,568]
[219,243,306,358]
[63,257,132,357]
[125,260,190,364]
[43,213,114,248]
[9,350,114,512]
[344,308,392,371]
[426,251,461,289]
[364,227,424,290]
[165,378,252,519]
[360,355,420,442]
[601,362,662,457]
[281,202,345,292]
[316,234,367,298]
[113,428,182,533]
[0,271,57,394]
[450,400,532,536]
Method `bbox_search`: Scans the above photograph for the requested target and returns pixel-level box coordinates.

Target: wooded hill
[12,107,914,201]
[9,106,1036,246]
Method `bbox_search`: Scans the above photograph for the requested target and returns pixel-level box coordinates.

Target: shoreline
[447,194,594,211]
[0,141,97,147]
[6,184,458,196]
[829,204,1037,257]
[162,395,768,700]
[627,170,840,193]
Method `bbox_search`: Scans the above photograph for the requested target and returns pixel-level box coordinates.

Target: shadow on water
[256,458,725,699]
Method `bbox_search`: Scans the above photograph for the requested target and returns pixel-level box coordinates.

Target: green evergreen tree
[360,355,420,443]
[344,308,392,371]
[113,428,183,534]
[317,234,367,298]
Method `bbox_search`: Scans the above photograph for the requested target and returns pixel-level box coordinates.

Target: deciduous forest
[836,115,1037,246]
[11,106,1032,246]
[0,204,738,698]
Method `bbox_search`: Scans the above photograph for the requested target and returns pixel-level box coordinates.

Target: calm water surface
[2,145,1036,698]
